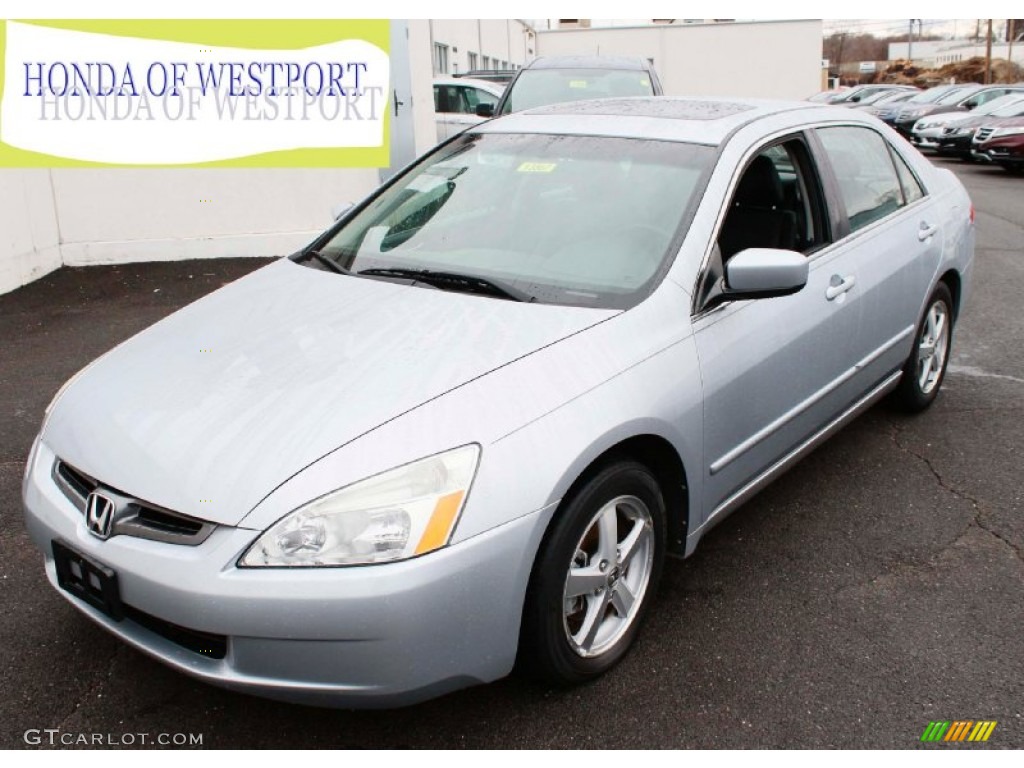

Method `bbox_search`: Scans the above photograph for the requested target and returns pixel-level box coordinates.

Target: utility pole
[836,32,846,85]
[908,19,914,63]
[1010,19,1016,67]
[985,19,994,84]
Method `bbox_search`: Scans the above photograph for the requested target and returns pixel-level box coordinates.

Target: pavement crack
[887,417,1023,564]
[887,419,980,507]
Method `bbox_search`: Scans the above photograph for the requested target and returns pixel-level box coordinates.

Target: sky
[811,19,1003,39]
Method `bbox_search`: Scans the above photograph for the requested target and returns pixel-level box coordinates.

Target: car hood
[43,259,613,526]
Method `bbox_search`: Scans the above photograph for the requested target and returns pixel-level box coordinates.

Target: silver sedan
[22,97,974,706]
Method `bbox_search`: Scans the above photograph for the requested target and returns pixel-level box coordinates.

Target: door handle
[918,221,938,241]
[825,274,856,301]
[393,90,405,117]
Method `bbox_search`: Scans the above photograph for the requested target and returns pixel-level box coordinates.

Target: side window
[890,149,925,205]
[717,139,828,262]
[817,126,905,232]
[463,87,497,113]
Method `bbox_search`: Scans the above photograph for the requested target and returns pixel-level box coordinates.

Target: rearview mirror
[331,201,354,221]
[476,103,495,118]
[725,248,808,299]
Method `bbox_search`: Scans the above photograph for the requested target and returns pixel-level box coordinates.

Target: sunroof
[528,99,756,120]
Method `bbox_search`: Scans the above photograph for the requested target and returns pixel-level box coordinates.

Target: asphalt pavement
[0,158,1021,749]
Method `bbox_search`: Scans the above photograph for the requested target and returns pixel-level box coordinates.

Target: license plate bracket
[52,540,124,621]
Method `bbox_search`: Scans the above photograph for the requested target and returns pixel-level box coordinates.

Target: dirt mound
[878,56,1022,85]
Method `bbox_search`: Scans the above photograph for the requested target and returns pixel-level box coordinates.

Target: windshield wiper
[299,250,352,275]
[357,268,534,302]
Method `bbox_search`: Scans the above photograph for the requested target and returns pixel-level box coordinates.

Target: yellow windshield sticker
[641,78,651,87]
[569,80,588,89]
[517,162,557,173]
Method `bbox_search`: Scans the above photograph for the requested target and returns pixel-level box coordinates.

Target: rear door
[811,125,943,390]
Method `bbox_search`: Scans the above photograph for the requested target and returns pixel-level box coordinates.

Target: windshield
[991,96,1024,117]
[309,133,713,309]
[858,89,906,105]
[501,68,655,114]
[907,86,961,105]
[940,87,979,105]
[875,91,914,105]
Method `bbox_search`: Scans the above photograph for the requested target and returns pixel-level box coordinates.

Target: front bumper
[910,129,943,149]
[23,440,553,707]
[936,135,974,154]
[976,138,1024,165]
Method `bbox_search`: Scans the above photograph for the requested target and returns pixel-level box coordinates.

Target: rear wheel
[518,461,666,684]
[892,283,953,413]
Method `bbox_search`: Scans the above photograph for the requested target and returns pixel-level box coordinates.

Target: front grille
[53,459,216,545]
[975,127,995,144]
[55,461,97,509]
[123,604,227,659]
[134,507,205,537]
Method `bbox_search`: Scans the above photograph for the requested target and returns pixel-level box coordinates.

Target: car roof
[525,55,651,71]
[472,96,872,146]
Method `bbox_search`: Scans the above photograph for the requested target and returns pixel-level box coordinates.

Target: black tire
[518,460,666,685]
[892,282,954,413]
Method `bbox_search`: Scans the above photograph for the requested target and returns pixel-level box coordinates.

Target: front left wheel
[518,461,666,685]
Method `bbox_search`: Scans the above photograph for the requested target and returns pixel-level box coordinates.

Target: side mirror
[476,103,495,118]
[725,248,808,299]
[331,201,354,222]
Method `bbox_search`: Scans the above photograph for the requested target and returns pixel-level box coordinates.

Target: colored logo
[920,721,997,743]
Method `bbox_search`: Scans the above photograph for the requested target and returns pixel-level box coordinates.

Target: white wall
[429,19,534,74]
[0,167,379,295]
[409,20,440,158]
[0,170,62,293]
[51,168,378,267]
[536,19,823,100]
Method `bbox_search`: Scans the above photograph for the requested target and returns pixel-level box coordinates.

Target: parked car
[842,86,918,108]
[934,97,1024,157]
[972,117,1024,171]
[854,89,919,115]
[433,77,504,143]
[893,84,1023,138]
[876,84,976,125]
[479,55,663,117]
[833,85,918,106]
[912,91,1024,152]
[824,84,892,104]
[23,97,974,707]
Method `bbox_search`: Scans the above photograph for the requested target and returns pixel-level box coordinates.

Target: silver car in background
[23,98,974,707]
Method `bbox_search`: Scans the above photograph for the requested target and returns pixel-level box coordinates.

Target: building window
[482,55,490,70]
[433,43,449,75]
[468,52,478,70]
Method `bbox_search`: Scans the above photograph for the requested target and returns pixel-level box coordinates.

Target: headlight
[991,126,1024,138]
[239,444,480,567]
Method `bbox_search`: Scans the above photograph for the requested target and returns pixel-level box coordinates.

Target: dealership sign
[0,19,390,166]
